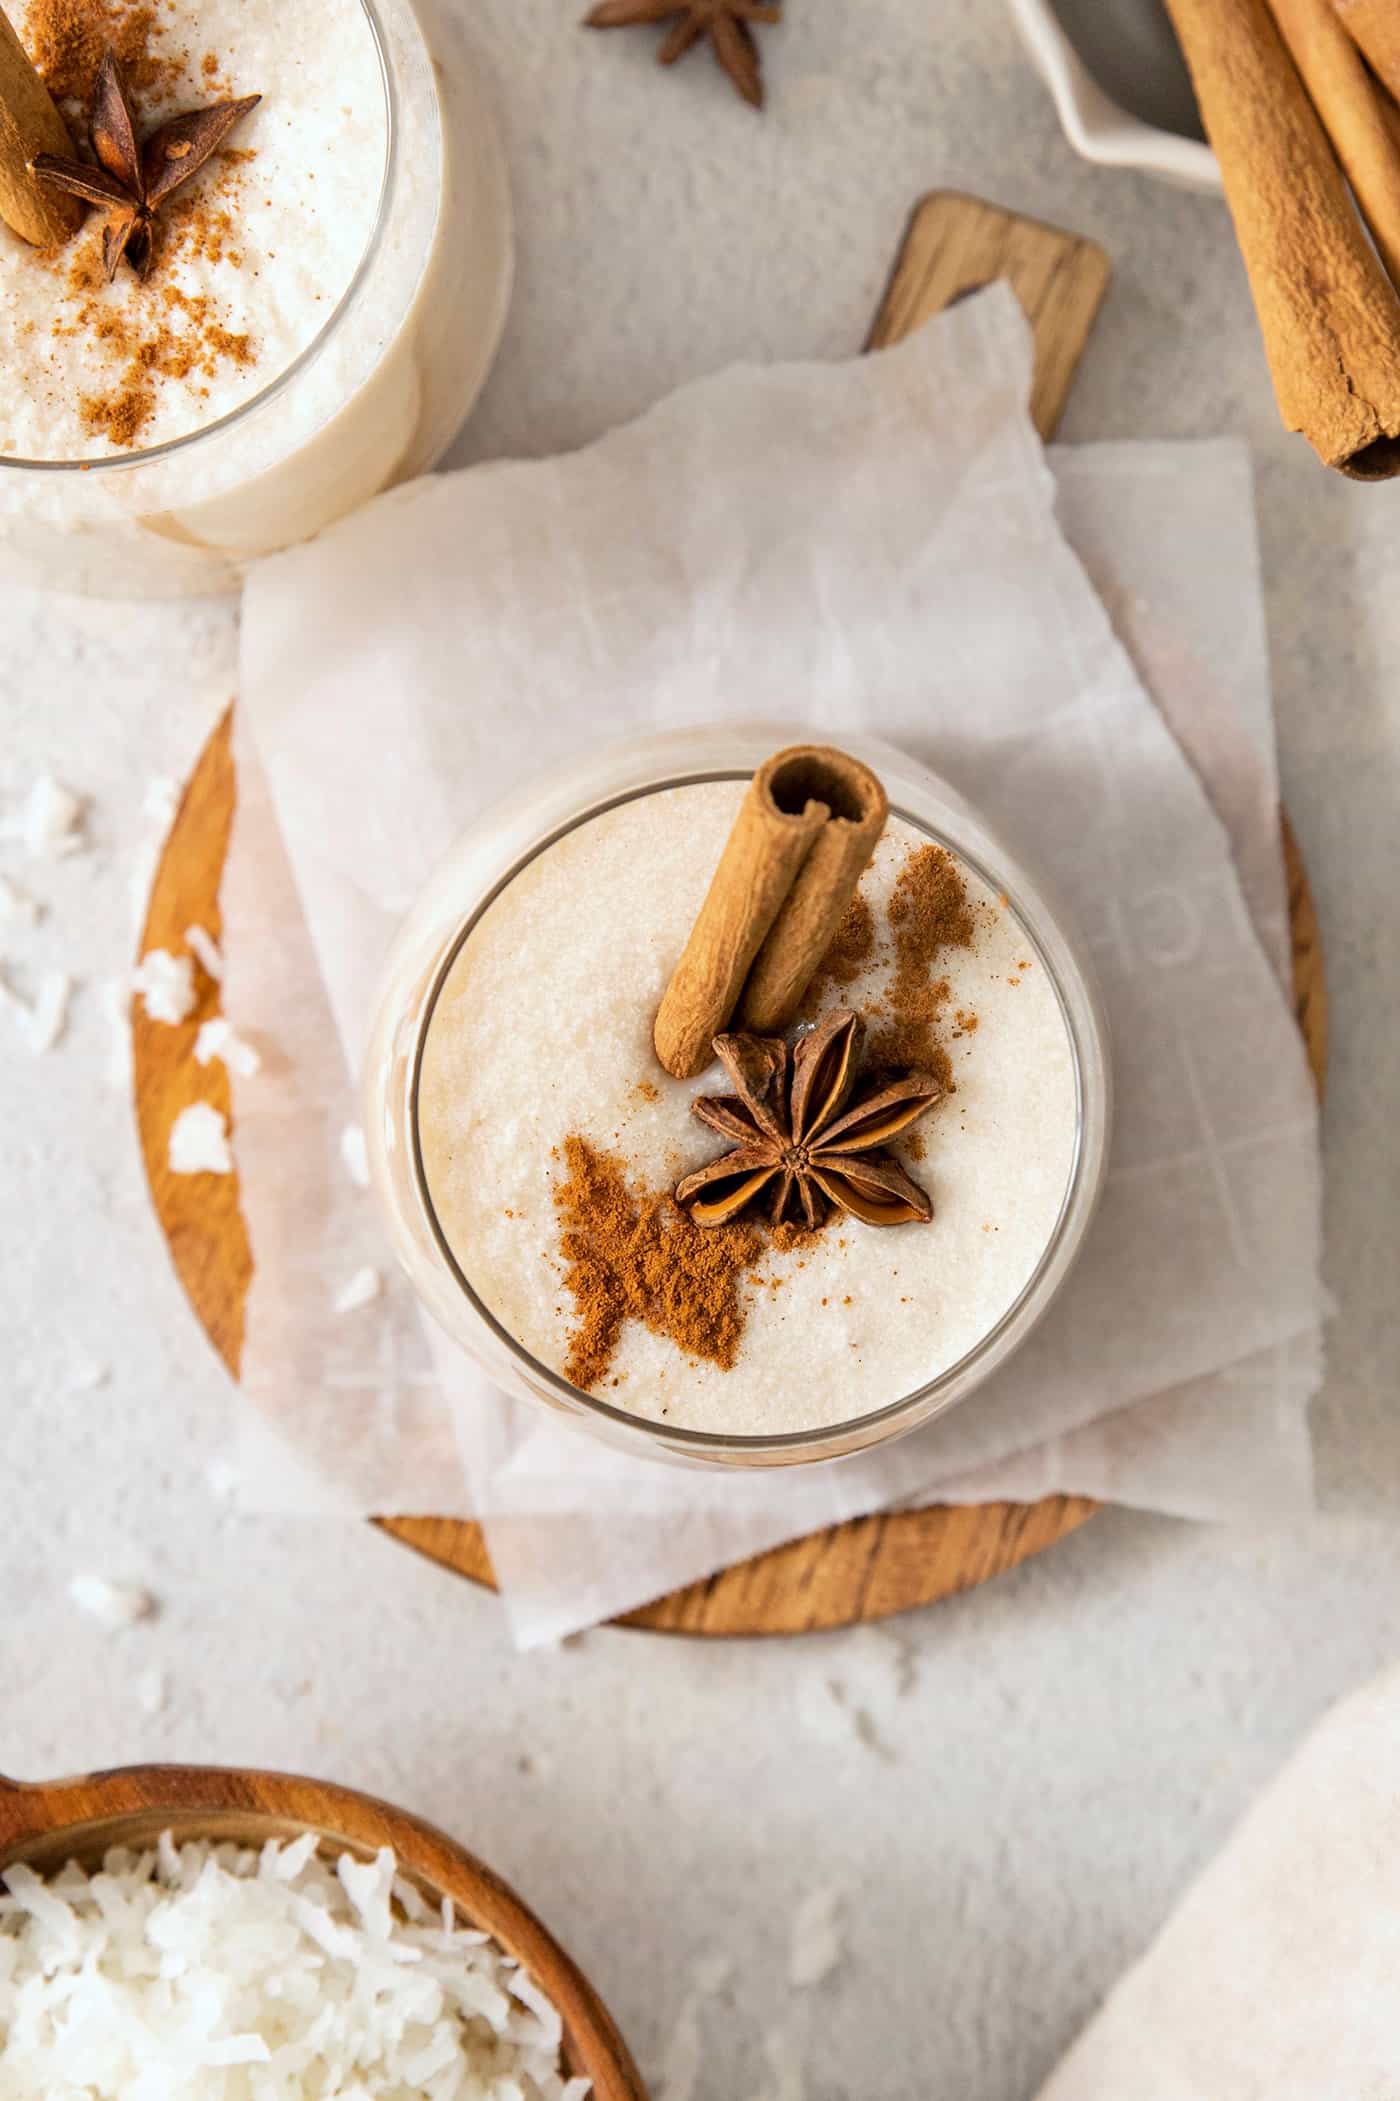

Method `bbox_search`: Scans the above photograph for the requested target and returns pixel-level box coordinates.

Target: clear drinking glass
[0,0,511,598]
[363,726,1113,1470]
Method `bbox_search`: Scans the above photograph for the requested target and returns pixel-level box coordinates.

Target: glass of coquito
[0,0,510,596]
[364,730,1113,1469]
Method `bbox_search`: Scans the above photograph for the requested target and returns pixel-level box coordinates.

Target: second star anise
[583,0,782,110]
[33,48,260,281]
[675,1009,941,1231]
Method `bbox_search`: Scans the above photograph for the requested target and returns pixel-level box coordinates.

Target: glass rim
[0,0,398,476]
[407,766,1106,1462]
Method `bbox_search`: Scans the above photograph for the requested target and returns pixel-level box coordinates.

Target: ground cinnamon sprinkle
[20,2,261,451]
[553,1136,764,1392]
[800,892,876,1013]
[865,843,977,1091]
[24,0,175,106]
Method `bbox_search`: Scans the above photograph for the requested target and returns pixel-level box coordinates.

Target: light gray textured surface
[2,4,1399,2097]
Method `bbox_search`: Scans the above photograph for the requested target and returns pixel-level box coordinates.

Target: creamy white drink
[416,780,1080,1441]
[1,1,384,458]
[0,0,510,594]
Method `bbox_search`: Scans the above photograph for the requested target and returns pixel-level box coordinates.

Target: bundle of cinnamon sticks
[1164,0,1400,476]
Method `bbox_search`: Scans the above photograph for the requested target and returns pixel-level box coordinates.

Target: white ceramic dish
[1008,0,1221,193]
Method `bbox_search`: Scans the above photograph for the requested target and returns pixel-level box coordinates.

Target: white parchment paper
[227,288,1325,1644]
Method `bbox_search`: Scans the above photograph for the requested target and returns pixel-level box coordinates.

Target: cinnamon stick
[1332,0,1400,100]
[738,749,886,1033]
[1165,0,1400,477]
[653,746,886,1080]
[1269,0,1400,287]
[0,5,79,247]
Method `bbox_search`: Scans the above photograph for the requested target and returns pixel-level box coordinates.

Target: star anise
[583,0,782,110]
[675,1009,940,1231]
[32,49,259,281]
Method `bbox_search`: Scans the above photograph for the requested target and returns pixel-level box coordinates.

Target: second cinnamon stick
[1332,0,1400,101]
[1270,0,1400,289]
[1165,0,1400,477]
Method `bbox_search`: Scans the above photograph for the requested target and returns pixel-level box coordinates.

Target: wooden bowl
[0,1765,647,2101]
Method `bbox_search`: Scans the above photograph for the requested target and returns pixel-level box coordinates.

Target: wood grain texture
[0,1765,645,2100]
[868,191,1112,439]
[131,191,1328,1639]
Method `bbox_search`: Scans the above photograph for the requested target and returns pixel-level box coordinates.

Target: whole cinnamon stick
[1269,0,1400,287]
[653,746,887,1080]
[738,750,886,1033]
[1332,0,1400,100]
[654,754,828,1080]
[0,6,80,247]
[1165,0,1400,477]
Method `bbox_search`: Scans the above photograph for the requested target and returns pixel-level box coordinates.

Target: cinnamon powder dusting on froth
[25,0,176,104]
[865,842,977,1093]
[553,1137,764,1392]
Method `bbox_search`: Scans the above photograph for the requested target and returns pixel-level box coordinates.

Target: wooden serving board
[134,192,1329,1638]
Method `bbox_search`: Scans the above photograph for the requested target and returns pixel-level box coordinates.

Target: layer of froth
[417,780,1079,1439]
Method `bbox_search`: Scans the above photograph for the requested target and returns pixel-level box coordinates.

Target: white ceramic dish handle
[1007,0,1221,193]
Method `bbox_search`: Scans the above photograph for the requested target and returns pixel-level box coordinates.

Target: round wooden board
[133,708,1328,1638]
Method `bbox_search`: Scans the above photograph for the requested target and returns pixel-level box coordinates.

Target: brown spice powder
[24,0,175,107]
[800,891,876,1013]
[553,1136,764,1392]
[866,843,977,1090]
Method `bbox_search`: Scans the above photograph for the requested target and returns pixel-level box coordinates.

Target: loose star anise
[583,0,782,110]
[675,1009,941,1231]
[32,48,260,281]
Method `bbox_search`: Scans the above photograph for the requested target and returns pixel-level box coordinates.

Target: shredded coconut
[205,1456,241,1502]
[341,1122,371,1187]
[67,1356,109,1392]
[169,1103,233,1176]
[143,776,179,828]
[136,1667,168,1716]
[8,775,85,858]
[185,923,225,982]
[0,1837,584,2100]
[788,1887,845,1989]
[0,873,40,925]
[195,1015,262,1076]
[26,971,70,1054]
[334,1266,383,1314]
[68,1576,156,1628]
[134,948,196,1025]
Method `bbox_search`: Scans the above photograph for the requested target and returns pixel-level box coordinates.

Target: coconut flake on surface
[334,1265,382,1314]
[0,1836,583,2100]
[194,1014,262,1076]
[136,1666,167,1715]
[185,922,224,981]
[143,775,179,828]
[26,971,70,1054]
[68,1575,156,1628]
[341,1121,371,1188]
[169,1103,233,1176]
[8,774,85,858]
[788,1886,846,1989]
[134,948,196,1025]
[0,873,40,925]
